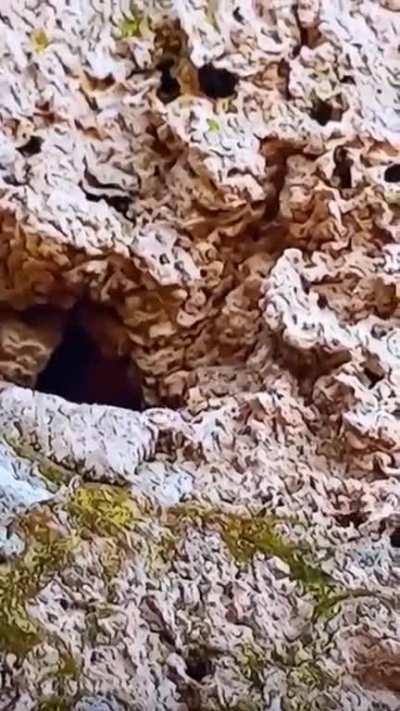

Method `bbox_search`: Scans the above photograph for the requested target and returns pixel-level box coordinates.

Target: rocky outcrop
[0,0,400,709]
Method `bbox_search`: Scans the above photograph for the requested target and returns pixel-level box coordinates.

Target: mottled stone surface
[0,0,400,709]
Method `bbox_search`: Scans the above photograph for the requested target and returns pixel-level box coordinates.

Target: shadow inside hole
[198,63,238,99]
[334,511,367,528]
[310,97,343,126]
[390,529,400,548]
[17,135,43,157]
[333,147,352,189]
[363,366,383,389]
[35,310,146,411]
[384,164,400,183]
[185,651,213,682]
[157,58,181,103]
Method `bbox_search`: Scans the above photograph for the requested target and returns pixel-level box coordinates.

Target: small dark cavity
[36,313,145,411]
[363,367,383,389]
[157,61,181,103]
[340,75,355,85]
[79,184,132,217]
[186,652,213,682]
[333,147,352,189]
[310,98,334,126]
[198,63,238,99]
[334,512,367,528]
[390,529,400,548]
[2,175,25,186]
[384,164,400,183]
[157,57,175,71]
[300,275,311,294]
[371,324,388,339]
[317,293,328,308]
[17,135,43,157]
[105,194,132,216]
[233,7,244,22]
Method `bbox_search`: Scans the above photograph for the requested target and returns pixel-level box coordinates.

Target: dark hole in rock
[292,10,323,57]
[384,164,400,183]
[17,135,43,157]
[334,511,367,528]
[300,275,311,294]
[340,75,355,84]
[198,63,238,99]
[363,367,383,389]
[80,168,134,217]
[333,147,352,189]
[390,529,400,548]
[233,7,244,22]
[186,652,213,682]
[310,98,335,126]
[317,293,328,308]
[36,311,146,411]
[79,185,132,217]
[157,61,181,103]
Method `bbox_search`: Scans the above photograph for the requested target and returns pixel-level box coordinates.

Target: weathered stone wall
[0,0,400,709]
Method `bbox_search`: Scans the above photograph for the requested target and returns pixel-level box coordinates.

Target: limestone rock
[0,1,399,710]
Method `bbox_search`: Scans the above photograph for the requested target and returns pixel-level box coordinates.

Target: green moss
[37,464,66,488]
[312,587,374,621]
[4,437,71,491]
[0,512,75,656]
[168,506,341,614]
[119,4,142,39]
[207,118,220,133]
[218,701,262,711]
[37,696,74,711]
[57,649,80,682]
[68,484,140,539]
[0,596,41,656]
[240,644,265,690]
[291,659,336,691]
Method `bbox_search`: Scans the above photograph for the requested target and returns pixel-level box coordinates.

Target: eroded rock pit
[35,304,147,411]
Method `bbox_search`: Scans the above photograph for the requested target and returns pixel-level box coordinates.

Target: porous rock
[0,1,400,709]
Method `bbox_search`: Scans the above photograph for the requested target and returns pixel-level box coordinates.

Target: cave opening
[35,308,146,412]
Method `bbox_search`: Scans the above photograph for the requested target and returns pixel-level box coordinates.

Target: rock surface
[0,0,400,709]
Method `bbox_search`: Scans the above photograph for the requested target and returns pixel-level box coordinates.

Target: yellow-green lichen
[207,118,220,133]
[218,702,262,711]
[168,506,341,614]
[37,696,74,711]
[289,659,336,692]
[119,4,142,39]
[37,463,68,488]
[99,539,125,579]
[56,649,80,684]
[32,29,50,52]
[0,512,75,655]
[68,484,140,539]
[4,437,71,491]
[240,644,266,690]
[38,644,81,704]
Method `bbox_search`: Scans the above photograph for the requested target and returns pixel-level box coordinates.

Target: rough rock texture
[0,0,400,709]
